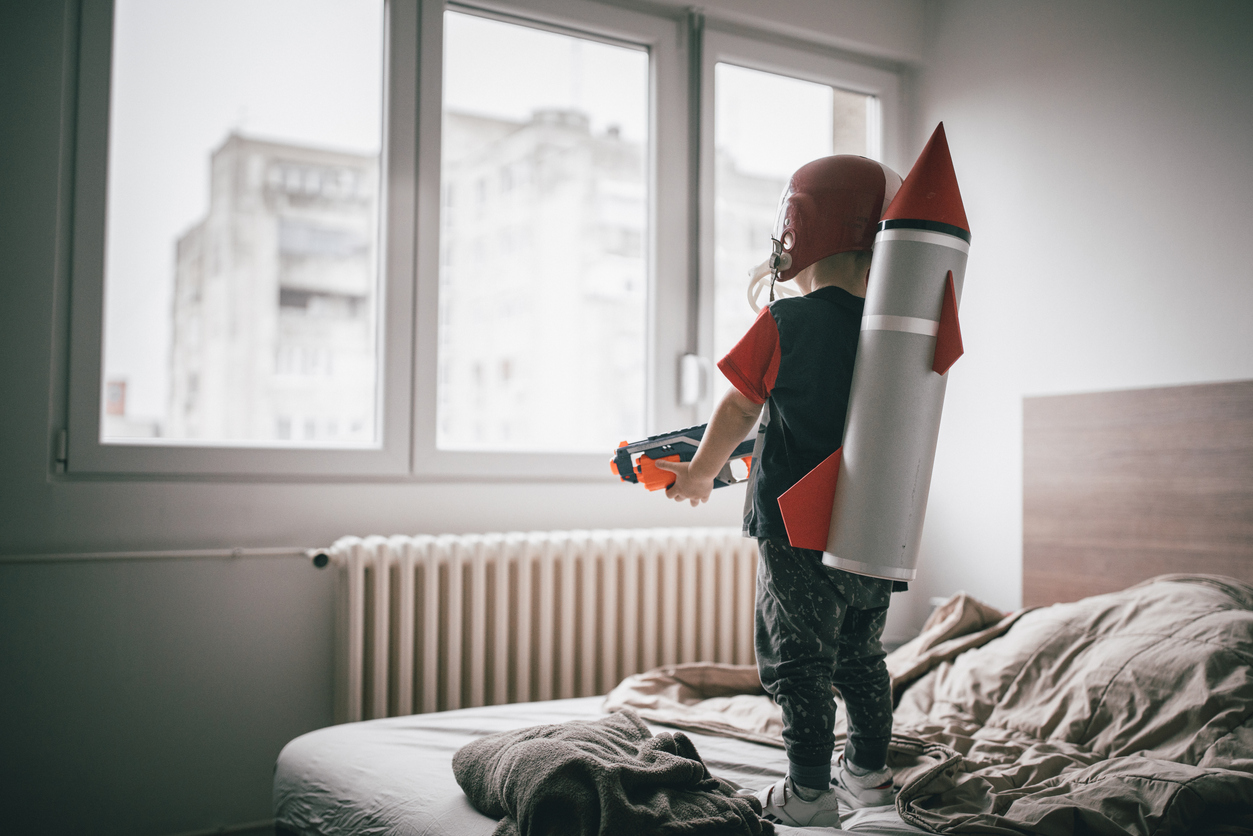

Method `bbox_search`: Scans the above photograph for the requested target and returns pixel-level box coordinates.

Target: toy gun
[611,424,755,491]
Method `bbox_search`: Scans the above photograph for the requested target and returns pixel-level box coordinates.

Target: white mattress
[273,696,925,836]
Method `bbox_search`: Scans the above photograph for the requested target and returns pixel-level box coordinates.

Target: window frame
[59,1,903,481]
[409,0,692,479]
[695,25,905,418]
[66,0,418,476]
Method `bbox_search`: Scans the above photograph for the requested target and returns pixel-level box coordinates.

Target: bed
[274,380,1253,835]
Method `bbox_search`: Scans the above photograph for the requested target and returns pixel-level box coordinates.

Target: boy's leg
[754,539,848,792]
[831,604,892,772]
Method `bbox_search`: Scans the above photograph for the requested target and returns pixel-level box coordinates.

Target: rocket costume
[777,123,969,582]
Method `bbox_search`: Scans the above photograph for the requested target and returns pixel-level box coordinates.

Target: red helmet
[772,156,902,282]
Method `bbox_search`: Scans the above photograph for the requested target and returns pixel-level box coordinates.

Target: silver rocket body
[822,227,969,581]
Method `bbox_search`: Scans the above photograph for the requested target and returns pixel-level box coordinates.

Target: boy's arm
[655,387,762,505]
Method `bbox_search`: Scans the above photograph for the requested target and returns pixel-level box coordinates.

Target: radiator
[328,528,758,723]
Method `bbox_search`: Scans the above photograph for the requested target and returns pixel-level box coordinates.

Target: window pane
[102,0,385,447]
[438,11,649,453]
[713,63,872,379]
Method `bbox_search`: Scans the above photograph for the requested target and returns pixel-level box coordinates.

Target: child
[656,155,905,827]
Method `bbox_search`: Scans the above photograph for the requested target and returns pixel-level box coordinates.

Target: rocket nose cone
[881,123,970,234]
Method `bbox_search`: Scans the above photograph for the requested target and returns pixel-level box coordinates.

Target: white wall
[908,0,1253,620]
[0,556,334,836]
[0,2,923,835]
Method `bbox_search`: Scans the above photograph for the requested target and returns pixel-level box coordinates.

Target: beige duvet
[605,575,1253,834]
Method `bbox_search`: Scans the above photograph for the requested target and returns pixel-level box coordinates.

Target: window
[65,1,898,478]
[102,0,384,448]
[409,1,688,478]
[69,0,413,475]
[712,64,875,373]
[697,30,903,413]
[436,10,649,454]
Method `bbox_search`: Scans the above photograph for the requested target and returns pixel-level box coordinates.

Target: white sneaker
[746,776,843,827]
[830,756,895,809]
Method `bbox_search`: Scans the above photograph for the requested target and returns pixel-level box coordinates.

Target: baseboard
[164,819,273,836]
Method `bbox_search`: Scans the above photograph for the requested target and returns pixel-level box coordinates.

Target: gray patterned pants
[754,539,894,786]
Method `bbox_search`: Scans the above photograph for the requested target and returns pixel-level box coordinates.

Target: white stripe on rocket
[823,554,915,581]
[861,315,939,336]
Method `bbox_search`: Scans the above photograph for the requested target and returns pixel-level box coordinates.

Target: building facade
[437,108,650,452]
[165,121,785,450]
[167,134,379,444]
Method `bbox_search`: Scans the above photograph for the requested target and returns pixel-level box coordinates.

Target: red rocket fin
[932,271,964,375]
[778,447,842,552]
[882,123,970,236]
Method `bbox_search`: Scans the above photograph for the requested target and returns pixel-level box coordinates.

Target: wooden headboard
[1023,380,1253,608]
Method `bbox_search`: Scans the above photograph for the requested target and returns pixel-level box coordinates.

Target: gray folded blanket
[452,708,773,836]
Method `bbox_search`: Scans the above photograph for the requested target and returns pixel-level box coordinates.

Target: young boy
[656,155,904,827]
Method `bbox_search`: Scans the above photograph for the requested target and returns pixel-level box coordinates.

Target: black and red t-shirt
[717,286,864,541]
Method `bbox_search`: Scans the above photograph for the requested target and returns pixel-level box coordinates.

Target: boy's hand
[655,386,761,507]
[654,459,714,506]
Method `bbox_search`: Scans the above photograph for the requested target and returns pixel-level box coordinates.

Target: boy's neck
[806,272,867,298]
[793,252,871,298]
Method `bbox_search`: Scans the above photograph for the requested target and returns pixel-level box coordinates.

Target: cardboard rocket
[777,123,969,581]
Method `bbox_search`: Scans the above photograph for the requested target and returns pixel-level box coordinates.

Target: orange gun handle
[635,454,680,491]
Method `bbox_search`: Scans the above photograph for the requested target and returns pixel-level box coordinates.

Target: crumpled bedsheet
[606,575,1253,835]
[274,694,930,836]
[603,591,1022,764]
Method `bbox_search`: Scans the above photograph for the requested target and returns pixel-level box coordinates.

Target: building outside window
[165,135,379,445]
